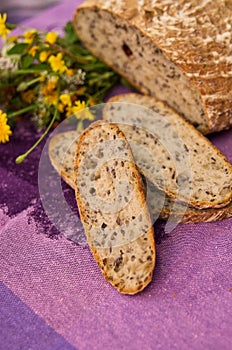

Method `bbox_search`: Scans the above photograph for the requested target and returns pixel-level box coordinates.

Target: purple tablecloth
[0,1,232,349]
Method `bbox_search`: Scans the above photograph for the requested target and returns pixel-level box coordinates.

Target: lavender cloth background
[0,1,232,349]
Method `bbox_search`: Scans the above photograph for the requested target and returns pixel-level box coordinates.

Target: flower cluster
[0,15,122,162]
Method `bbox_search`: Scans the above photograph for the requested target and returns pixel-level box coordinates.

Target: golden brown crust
[74,120,155,294]
[74,0,232,133]
[159,201,232,224]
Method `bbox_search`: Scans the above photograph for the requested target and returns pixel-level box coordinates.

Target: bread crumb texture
[74,121,155,294]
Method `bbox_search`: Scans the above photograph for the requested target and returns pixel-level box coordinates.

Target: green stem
[11,68,48,75]
[76,120,83,132]
[88,72,116,86]
[8,104,36,118]
[92,76,119,100]
[47,42,92,64]
[17,76,42,91]
[80,62,108,71]
[15,79,61,164]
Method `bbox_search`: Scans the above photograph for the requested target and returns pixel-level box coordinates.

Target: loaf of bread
[74,120,155,294]
[49,128,232,224]
[74,0,232,134]
[103,94,232,209]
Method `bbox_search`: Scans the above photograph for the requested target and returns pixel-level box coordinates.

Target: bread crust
[160,202,232,224]
[74,121,156,294]
[74,0,232,134]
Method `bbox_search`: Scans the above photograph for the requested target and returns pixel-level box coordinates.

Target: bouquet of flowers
[0,13,124,162]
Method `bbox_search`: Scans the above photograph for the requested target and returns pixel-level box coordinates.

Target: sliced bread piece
[74,120,155,294]
[49,129,232,224]
[74,0,232,134]
[49,130,81,189]
[103,94,232,209]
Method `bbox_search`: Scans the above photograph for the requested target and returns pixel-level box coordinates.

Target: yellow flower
[0,13,11,38]
[47,80,57,91]
[42,80,57,95]
[21,90,35,103]
[0,110,12,143]
[45,31,58,45]
[48,53,67,73]
[72,100,86,113]
[44,91,57,105]
[68,100,94,121]
[66,106,74,117]
[58,103,64,112]
[60,94,72,107]
[76,86,87,96]
[7,35,18,43]
[28,45,38,57]
[66,69,75,76]
[88,97,96,106]
[40,75,46,82]
[23,29,37,44]
[39,50,50,62]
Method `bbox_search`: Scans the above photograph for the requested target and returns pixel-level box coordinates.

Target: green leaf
[31,63,50,71]
[21,55,34,69]
[7,24,17,30]
[63,21,78,44]
[64,21,74,35]
[7,43,29,55]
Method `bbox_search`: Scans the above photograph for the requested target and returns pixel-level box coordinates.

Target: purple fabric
[0,282,76,350]
[0,1,232,349]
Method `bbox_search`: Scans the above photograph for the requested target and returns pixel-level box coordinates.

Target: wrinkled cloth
[0,1,232,349]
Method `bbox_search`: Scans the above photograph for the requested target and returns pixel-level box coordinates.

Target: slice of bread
[49,130,81,189]
[49,129,232,224]
[103,94,232,209]
[74,120,155,294]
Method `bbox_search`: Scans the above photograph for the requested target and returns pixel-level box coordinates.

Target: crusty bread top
[74,120,155,294]
[74,0,232,133]
[103,93,232,209]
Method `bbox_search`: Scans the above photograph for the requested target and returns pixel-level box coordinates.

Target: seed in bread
[74,120,155,294]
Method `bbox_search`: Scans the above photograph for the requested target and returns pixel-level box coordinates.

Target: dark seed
[122,42,133,56]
